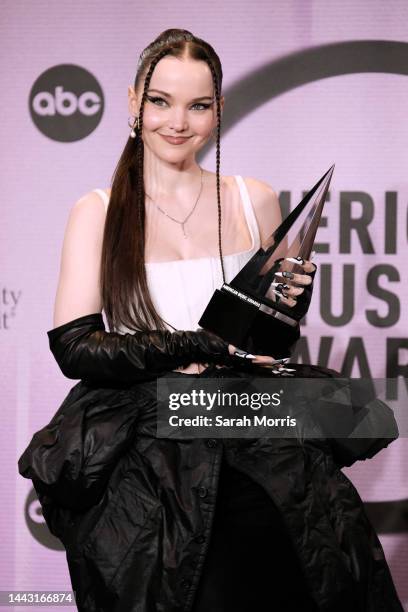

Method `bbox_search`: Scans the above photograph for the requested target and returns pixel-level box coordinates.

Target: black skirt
[191,454,319,612]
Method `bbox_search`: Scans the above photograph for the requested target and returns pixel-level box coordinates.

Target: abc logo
[25,488,64,551]
[29,64,104,142]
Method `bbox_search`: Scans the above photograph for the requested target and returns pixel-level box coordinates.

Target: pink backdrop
[2,1,407,609]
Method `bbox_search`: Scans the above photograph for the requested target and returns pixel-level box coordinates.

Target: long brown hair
[100,29,225,333]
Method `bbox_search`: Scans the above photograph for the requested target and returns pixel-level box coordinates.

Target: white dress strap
[234,175,261,250]
[93,189,109,212]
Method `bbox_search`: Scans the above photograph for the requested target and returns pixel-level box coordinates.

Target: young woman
[44,29,403,612]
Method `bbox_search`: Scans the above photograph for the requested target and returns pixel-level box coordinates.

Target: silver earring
[128,115,139,139]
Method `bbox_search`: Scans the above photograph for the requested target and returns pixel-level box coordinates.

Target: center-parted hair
[100,29,224,333]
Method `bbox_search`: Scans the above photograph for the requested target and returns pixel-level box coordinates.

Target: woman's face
[128,56,224,162]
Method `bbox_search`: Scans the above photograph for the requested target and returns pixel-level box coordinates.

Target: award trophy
[198,165,335,358]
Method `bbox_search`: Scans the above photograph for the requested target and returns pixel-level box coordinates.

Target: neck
[143,146,203,199]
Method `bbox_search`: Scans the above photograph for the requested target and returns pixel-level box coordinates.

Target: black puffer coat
[19,363,403,612]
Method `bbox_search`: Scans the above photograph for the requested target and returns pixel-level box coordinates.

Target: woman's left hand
[270,256,317,309]
[229,255,317,369]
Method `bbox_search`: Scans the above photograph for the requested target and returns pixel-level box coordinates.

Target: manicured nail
[272,288,289,300]
[234,350,255,359]
[271,282,290,292]
[275,271,295,279]
[286,256,304,264]
[274,288,296,300]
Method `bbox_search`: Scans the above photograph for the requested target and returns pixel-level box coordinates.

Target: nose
[168,107,188,133]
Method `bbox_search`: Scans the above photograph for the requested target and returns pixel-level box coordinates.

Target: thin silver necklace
[145,167,204,239]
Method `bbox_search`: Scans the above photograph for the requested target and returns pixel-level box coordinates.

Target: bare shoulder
[64,189,109,250]
[241,177,282,242]
[69,190,110,228]
[63,188,109,246]
[74,188,110,211]
[242,176,279,203]
[209,172,275,200]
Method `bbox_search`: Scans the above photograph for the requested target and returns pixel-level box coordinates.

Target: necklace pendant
[181,223,188,239]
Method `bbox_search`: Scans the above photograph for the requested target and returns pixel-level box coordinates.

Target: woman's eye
[192,103,211,111]
[146,95,211,111]
[147,96,167,107]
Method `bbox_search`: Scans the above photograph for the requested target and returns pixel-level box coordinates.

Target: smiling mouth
[159,134,192,144]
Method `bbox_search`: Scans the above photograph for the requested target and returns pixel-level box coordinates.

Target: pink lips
[159,134,192,145]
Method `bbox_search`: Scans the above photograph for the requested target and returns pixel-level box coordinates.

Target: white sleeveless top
[93,176,261,333]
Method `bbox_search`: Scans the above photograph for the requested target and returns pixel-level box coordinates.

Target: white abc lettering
[55,86,78,115]
[78,91,101,115]
[32,92,55,116]
[32,86,101,116]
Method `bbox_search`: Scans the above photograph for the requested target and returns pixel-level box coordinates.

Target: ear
[219,95,225,114]
[128,85,140,116]
[213,95,225,130]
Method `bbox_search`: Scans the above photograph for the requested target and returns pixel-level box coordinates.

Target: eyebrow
[147,89,214,102]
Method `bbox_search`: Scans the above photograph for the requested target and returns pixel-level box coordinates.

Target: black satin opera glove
[47,313,233,386]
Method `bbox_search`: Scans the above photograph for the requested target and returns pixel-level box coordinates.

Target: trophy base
[198,286,300,359]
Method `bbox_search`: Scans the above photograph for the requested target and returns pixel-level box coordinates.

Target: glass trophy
[198,165,335,358]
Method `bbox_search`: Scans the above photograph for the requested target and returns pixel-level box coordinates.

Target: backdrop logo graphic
[199,39,408,394]
[0,285,21,330]
[25,488,64,551]
[29,64,104,142]
[198,40,408,537]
